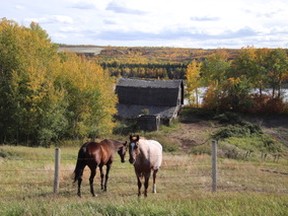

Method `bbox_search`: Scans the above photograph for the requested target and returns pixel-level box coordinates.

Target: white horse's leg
[153,184,156,193]
[152,169,158,193]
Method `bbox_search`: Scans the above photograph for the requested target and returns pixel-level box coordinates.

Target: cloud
[25,15,74,25]
[221,27,258,39]
[15,4,25,10]
[190,16,220,22]
[69,1,96,10]
[103,19,117,25]
[95,27,259,42]
[246,10,280,19]
[106,2,146,15]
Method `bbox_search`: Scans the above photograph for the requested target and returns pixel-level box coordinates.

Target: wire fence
[1,142,288,198]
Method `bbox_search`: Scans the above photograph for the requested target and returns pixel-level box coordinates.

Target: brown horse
[128,135,163,197]
[73,139,127,197]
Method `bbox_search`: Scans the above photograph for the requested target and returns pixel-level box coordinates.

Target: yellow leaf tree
[186,60,201,107]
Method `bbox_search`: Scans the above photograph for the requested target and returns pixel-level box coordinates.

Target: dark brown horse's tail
[73,146,86,183]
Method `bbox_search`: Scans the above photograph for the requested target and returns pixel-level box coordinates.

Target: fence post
[53,148,60,194]
[211,140,217,192]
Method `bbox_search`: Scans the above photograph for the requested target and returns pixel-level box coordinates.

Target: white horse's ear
[136,135,139,141]
[129,135,133,140]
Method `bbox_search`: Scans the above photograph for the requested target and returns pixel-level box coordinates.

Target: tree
[0,19,117,145]
[264,49,288,99]
[231,47,270,96]
[58,53,117,139]
[200,50,231,111]
[0,18,67,145]
[186,60,201,107]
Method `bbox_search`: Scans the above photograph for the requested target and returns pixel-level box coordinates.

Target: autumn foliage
[188,48,288,114]
[0,19,117,145]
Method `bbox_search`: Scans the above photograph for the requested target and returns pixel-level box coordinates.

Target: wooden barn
[115,78,184,129]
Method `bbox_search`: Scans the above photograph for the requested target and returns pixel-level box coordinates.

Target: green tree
[231,47,269,96]
[200,50,231,111]
[264,49,288,99]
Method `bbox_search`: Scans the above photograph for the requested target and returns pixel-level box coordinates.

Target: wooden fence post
[53,148,60,194]
[211,140,217,192]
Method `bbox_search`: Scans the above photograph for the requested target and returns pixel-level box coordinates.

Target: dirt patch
[168,121,216,150]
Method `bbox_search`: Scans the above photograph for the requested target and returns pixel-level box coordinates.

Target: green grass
[0,145,288,215]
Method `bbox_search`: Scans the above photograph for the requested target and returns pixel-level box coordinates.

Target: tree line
[186,48,288,113]
[0,19,117,146]
[101,62,186,79]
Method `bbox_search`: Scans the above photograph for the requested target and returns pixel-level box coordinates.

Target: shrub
[264,98,285,114]
[214,112,242,124]
[212,122,262,141]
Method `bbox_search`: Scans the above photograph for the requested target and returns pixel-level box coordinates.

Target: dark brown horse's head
[129,135,140,164]
[117,141,128,163]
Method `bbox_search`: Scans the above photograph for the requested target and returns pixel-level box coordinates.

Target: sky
[1,0,288,48]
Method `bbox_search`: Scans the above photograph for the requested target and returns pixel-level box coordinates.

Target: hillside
[58,45,241,64]
[154,109,288,161]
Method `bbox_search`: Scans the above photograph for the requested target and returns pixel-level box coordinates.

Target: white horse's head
[128,135,140,164]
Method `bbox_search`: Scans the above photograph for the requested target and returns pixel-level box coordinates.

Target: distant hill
[58,45,241,64]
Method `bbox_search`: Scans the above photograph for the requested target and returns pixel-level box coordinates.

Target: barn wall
[116,86,179,106]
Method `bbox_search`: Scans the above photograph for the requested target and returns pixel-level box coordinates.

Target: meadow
[0,144,288,216]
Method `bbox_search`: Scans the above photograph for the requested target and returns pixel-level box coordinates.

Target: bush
[189,143,211,155]
[264,98,286,114]
[261,135,283,153]
[218,143,246,159]
[113,120,138,135]
[249,95,287,114]
[214,112,242,124]
[212,122,262,141]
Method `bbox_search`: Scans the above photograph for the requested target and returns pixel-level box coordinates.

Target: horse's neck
[138,140,150,159]
[104,139,121,151]
[112,141,122,151]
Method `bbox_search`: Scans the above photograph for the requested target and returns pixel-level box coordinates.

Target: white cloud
[106,2,147,14]
[25,15,74,25]
[0,0,288,48]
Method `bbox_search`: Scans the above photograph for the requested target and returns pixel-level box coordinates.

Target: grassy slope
[0,143,288,215]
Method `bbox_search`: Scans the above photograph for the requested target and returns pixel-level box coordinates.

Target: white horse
[128,135,163,197]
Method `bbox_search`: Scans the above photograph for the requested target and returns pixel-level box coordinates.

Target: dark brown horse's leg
[152,169,158,193]
[103,164,111,191]
[89,167,97,197]
[144,174,150,197]
[137,175,142,196]
[99,166,104,190]
[76,167,85,197]
[77,177,82,197]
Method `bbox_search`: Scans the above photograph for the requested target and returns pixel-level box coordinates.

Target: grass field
[0,145,288,215]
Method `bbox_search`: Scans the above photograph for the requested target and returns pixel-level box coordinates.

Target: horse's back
[141,139,163,170]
